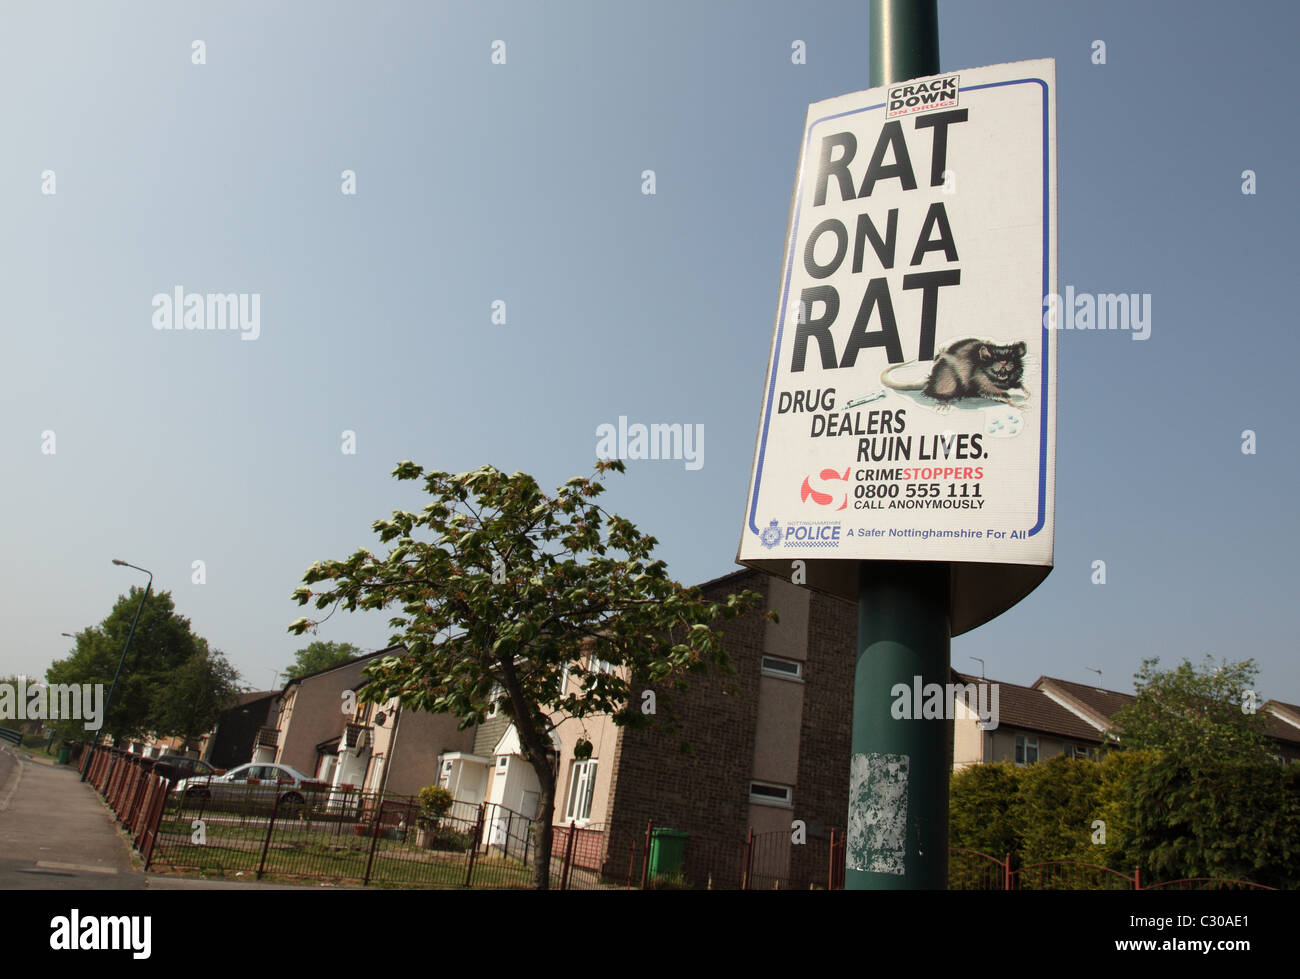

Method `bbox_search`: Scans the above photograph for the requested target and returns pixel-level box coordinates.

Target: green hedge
[949,752,1300,888]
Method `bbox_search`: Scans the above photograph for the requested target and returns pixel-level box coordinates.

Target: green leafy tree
[1107,656,1300,886]
[47,589,209,745]
[1108,655,1270,761]
[0,674,46,739]
[1126,755,1300,888]
[290,460,768,889]
[150,643,243,750]
[282,640,362,681]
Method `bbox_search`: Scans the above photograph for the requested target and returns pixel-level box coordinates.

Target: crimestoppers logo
[800,467,850,510]
[887,73,959,118]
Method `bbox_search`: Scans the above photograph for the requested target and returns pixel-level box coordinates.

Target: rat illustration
[880,338,1031,413]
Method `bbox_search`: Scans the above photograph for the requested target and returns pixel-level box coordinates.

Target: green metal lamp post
[847,0,949,890]
[80,559,153,782]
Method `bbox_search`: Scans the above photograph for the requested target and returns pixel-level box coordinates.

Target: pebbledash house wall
[598,569,860,888]
[372,705,476,798]
[274,652,392,775]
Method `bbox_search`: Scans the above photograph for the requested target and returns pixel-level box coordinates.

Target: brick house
[360,690,476,797]
[1035,675,1300,763]
[261,571,1300,888]
[951,673,1300,767]
[434,567,858,887]
[1264,699,1300,762]
[588,568,856,887]
[951,673,1107,768]
[204,690,278,769]
[267,646,474,796]
[267,648,392,776]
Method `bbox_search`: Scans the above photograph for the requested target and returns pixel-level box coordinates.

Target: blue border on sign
[746,76,1052,540]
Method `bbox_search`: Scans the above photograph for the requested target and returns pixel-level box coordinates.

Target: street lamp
[81,559,153,781]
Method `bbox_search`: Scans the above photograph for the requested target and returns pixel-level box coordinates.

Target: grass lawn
[150,825,536,889]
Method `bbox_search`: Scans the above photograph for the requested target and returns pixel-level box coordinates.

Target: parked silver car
[174,762,324,812]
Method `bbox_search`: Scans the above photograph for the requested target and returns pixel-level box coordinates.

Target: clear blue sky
[3,0,1295,701]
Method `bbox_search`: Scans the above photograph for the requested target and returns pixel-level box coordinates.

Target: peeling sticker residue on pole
[846,752,909,874]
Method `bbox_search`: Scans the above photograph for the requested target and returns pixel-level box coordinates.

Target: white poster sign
[740,59,1057,600]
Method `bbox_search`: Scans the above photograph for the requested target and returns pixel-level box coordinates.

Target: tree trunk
[496,656,559,889]
[530,765,557,890]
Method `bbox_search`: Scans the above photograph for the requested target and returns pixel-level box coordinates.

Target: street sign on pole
[738,24,1057,886]
[738,58,1057,637]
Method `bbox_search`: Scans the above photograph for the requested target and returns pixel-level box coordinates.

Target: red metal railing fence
[77,749,1272,890]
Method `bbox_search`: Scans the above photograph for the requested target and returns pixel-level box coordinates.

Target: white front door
[520,790,539,820]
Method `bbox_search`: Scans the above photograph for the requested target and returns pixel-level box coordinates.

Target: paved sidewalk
[0,746,324,890]
[0,744,141,889]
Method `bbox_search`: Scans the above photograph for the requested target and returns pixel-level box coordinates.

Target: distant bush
[949,762,1023,858]
[1126,754,1300,889]
[647,872,692,890]
[1016,754,1105,865]
[417,785,454,829]
[423,827,471,853]
[950,751,1300,888]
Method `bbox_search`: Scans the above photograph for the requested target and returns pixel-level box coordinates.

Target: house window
[487,682,503,718]
[1015,736,1039,766]
[589,655,615,676]
[760,656,803,680]
[1066,744,1098,761]
[558,663,571,697]
[565,759,598,822]
[749,781,793,807]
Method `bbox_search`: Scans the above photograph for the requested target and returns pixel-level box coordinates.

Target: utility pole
[847,0,948,890]
[82,560,153,782]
